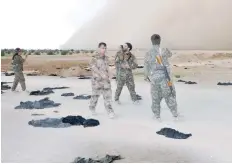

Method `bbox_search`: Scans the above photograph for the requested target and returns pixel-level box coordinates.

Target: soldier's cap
[125,42,132,51]
[151,34,161,41]
[15,48,21,52]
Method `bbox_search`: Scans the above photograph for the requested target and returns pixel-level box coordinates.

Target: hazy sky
[0,0,106,49]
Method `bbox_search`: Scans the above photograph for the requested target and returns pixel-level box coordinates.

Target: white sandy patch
[1,76,232,162]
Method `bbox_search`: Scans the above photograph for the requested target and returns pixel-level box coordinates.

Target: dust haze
[62,0,232,50]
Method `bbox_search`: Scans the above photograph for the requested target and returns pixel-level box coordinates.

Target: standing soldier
[114,42,139,104]
[89,42,116,119]
[144,34,179,120]
[115,45,123,83]
[11,48,28,92]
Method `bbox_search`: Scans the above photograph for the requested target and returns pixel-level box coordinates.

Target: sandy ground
[1,75,232,163]
[1,51,232,82]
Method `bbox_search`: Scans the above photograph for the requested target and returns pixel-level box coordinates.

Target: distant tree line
[1,49,95,56]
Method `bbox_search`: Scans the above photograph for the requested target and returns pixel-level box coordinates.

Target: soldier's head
[118,45,123,51]
[123,42,132,52]
[15,48,22,55]
[98,42,107,55]
[151,34,161,45]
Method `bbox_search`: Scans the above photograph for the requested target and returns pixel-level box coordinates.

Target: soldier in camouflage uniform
[144,34,178,120]
[11,48,28,92]
[89,42,115,119]
[114,43,138,104]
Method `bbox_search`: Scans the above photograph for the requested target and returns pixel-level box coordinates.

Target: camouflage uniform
[114,51,138,102]
[114,51,122,82]
[89,52,114,114]
[11,55,26,91]
[144,45,178,118]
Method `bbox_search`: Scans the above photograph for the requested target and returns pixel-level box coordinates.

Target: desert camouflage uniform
[114,51,121,82]
[89,52,114,114]
[11,55,26,91]
[144,45,178,118]
[114,51,138,101]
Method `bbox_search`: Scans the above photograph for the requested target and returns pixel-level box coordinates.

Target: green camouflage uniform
[11,55,26,91]
[114,51,138,102]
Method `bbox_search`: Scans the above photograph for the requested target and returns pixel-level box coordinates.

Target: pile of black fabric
[30,89,54,96]
[1,84,11,90]
[15,97,61,109]
[26,73,39,76]
[156,127,192,139]
[30,86,70,95]
[1,82,12,90]
[28,115,100,128]
[61,92,75,97]
[112,76,116,79]
[137,65,144,68]
[73,155,122,163]
[78,75,91,79]
[177,80,197,84]
[73,94,91,100]
[217,82,232,86]
[48,74,58,76]
[4,72,14,76]
[43,86,69,91]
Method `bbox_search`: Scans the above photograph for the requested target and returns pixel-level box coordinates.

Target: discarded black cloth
[156,127,192,139]
[43,87,69,91]
[73,155,122,163]
[4,72,14,76]
[61,92,75,96]
[48,74,58,76]
[83,119,100,128]
[15,97,61,109]
[29,118,71,128]
[217,82,232,86]
[29,116,100,128]
[78,75,91,79]
[185,81,197,84]
[137,65,144,68]
[30,89,54,96]
[1,82,13,85]
[177,80,197,84]
[73,94,91,100]
[26,73,39,76]
[62,115,86,125]
[1,84,11,90]
[112,76,116,79]
[31,113,45,116]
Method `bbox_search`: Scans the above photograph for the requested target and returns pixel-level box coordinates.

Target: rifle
[155,49,174,97]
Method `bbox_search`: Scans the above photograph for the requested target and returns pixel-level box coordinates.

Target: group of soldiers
[89,34,179,120]
[11,34,179,120]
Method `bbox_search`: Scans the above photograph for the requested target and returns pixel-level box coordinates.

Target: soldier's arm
[163,48,172,58]
[144,52,150,80]
[130,54,138,69]
[89,57,108,79]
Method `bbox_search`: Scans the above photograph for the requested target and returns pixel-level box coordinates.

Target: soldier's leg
[160,79,178,117]
[89,88,101,112]
[151,82,162,118]
[125,73,137,101]
[18,72,26,91]
[114,76,125,101]
[102,88,114,114]
[11,72,20,91]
